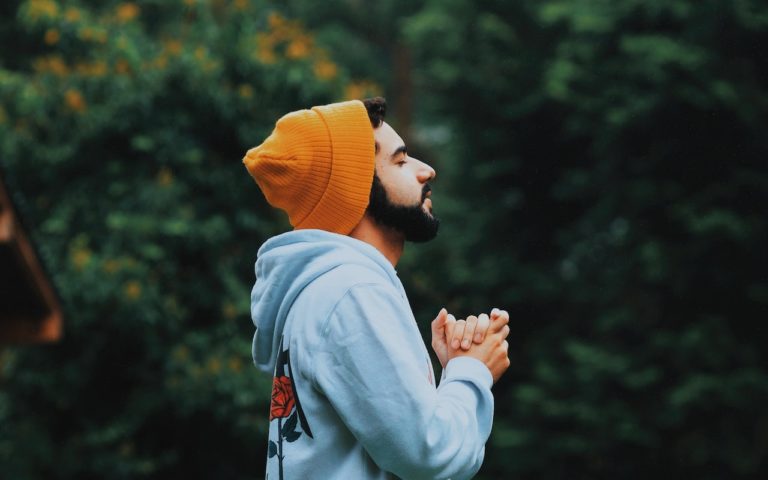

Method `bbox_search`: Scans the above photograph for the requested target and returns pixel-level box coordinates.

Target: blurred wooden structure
[0,172,62,342]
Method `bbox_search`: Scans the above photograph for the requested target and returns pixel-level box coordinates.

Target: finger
[451,319,466,350]
[431,308,448,335]
[474,313,490,343]
[500,324,510,339]
[461,315,478,350]
[490,309,509,332]
[445,314,457,343]
[502,340,509,353]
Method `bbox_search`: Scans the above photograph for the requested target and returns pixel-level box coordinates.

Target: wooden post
[0,173,62,343]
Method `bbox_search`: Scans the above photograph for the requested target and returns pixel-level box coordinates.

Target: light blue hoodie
[250,230,494,480]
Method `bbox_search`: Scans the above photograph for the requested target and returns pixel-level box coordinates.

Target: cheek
[376,166,422,203]
[397,183,423,205]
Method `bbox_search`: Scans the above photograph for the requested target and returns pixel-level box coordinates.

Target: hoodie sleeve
[311,283,494,480]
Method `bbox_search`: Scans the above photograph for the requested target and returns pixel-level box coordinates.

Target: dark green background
[1,0,766,478]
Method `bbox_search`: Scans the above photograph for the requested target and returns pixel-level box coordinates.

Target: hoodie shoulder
[299,262,396,315]
[250,230,402,373]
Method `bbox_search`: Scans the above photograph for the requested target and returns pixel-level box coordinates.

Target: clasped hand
[431,307,511,383]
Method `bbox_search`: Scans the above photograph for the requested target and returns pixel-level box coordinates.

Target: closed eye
[390,145,408,164]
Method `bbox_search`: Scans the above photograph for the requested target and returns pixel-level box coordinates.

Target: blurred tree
[0,0,372,477]
[404,0,768,478]
[2,0,767,478]
[280,0,426,134]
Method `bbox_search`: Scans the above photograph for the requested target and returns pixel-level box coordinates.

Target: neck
[349,214,404,267]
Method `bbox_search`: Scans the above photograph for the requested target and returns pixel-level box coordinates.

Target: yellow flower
[194,46,206,60]
[222,302,237,319]
[207,357,222,374]
[123,280,142,300]
[344,80,382,100]
[116,3,140,22]
[313,59,337,80]
[49,56,69,75]
[115,58,131,75]
[256,46,276,64]
[286,37,311,59]
[76,61,108,77]
[228,356,243,373]
[173,345,190,362]
[238,84,253,98]
[233,0,249,11]
[163,39,182,55]
[202,59,218,73]
[255,33,276,64]
[157,167,173,187]
[152,55,168,69]
[72,248,92,270]
[103,259,120,274]
[268,11,285,29]
[78,27,94,41]
[27,0,59,20]
[44,28,60,45]
[65,7,81,22]
[64,89,87,113]
[34,55,69,76]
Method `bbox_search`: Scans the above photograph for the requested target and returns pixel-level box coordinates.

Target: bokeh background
[1,0,767,478]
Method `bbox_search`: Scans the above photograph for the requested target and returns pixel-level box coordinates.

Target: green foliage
[1,0,767,478]
[0,0,362,477]
[404,0,768,478]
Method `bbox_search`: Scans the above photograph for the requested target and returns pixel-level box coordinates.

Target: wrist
[444,356,493,389]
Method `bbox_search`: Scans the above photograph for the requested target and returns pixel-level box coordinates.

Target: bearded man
[243,97,510,480]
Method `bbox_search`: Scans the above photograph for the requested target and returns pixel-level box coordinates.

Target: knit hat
[243,100,375,235]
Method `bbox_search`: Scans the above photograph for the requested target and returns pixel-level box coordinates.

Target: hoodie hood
[250,229,400,373]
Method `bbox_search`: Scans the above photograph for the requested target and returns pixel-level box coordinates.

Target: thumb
[431,307,448,334]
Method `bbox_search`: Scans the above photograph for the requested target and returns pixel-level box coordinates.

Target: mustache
[422,184,432,202]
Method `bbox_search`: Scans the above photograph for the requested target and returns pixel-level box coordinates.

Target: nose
[415,158,436,182]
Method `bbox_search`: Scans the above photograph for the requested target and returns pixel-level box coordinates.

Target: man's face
[367,121,439,243]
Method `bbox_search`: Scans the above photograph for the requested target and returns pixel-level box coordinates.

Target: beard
[366,172,440,243]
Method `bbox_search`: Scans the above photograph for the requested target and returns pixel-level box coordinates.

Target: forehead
[374,122,404,159]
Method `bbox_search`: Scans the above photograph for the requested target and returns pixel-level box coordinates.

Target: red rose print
[270,375,296,420]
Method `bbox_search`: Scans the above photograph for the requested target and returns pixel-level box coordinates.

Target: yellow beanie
[243,100,375,235]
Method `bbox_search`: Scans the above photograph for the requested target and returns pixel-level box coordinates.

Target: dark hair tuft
[362,97,386,128]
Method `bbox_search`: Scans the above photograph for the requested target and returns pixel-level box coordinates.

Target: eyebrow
[389,145,407,161]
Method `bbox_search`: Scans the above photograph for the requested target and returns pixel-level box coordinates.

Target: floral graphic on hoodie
[267,337,312,480]
[270,376,296,420]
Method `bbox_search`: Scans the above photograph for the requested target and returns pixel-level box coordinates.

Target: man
[243,97,510,480]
